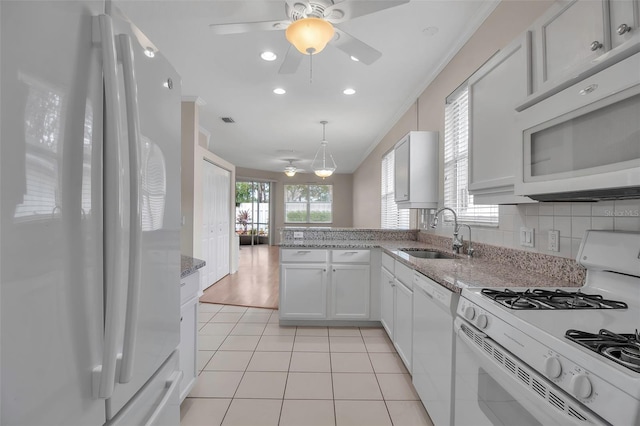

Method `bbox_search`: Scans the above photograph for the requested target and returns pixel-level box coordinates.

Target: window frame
[284,183,333,224]
[380,149,410,229]
[444,85,498,226]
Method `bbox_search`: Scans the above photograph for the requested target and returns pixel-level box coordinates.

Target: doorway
[235,181,273,246]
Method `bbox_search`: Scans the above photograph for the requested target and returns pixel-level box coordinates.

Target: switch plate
[293,231,304,239]
[548,230,560,252]
[520,227,535,247]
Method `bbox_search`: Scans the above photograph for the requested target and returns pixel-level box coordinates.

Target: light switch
[548,230,560,252]
[520,227,534,247]
[293,231,304,239]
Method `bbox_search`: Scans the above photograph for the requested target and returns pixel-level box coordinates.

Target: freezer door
[0,1,106,425]
[107,350,181,426]
[106,7,182,419]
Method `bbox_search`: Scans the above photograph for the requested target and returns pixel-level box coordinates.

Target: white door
[1,1,106,424]
[202,160,230,290]
[394,279,413,372]
[280,264,328,319]
[331,264,370,319]
[380,267,395,339]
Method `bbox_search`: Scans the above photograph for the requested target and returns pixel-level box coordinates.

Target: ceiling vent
[221,117,235,123]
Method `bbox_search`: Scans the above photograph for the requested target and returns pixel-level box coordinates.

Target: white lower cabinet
[380,266,395,338]
[280,263,328,319]
[280,248,372,321]
[380,254,413,372]
[179,271,200,402]
[393,273,413,372]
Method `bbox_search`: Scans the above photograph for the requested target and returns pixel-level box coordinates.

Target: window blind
[444,86,498,225]
[381,149,410,229]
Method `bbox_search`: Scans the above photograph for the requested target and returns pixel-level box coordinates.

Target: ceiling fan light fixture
[285,17,335,55]
[312,121,337,179]
[284,160,297,177]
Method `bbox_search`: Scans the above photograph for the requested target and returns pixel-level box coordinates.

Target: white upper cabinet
[519,0,640,110]
[394,131,439,209]
[468,33,536,204]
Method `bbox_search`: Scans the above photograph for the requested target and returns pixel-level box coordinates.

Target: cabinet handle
[590,40,603,51]
[297,250,312,254]
[617,23,631,35]
[333,268,336,272]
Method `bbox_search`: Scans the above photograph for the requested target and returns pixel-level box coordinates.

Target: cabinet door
[380,267,395,339]
[280,264,327,319]
[178,297,198,402]
[394,136,410,202]
[331,264,370,319]
[537,0,606,86]
[468,34,535,204]
[609,0,639,49]
[394,279,413,372]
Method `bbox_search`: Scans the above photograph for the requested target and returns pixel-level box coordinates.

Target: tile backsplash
[424,200,640,259]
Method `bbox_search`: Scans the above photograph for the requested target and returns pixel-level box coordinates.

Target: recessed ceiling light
[343,88,356,95]
[261,51,277,61]
[273,88,286,95]
[350,55,360,62]
[143,47,155,58]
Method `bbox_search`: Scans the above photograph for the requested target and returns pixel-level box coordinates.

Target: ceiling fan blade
[209,20,289,35]
[332,28,381,65]
[324,0,409,23]
[278,45,303,74]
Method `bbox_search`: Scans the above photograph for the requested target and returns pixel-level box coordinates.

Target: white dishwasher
[412,272,459,426]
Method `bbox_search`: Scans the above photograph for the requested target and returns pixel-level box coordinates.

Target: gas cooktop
[480,288,628,310]
[566,329,640,374]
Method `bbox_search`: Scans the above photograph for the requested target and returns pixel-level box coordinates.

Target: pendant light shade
[312,121,336,178]
[284,160,297,177]
[285,17,335,55]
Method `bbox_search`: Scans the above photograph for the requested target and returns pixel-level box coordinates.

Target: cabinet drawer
[281,249,328,263]
[180,271,200,305]
[394,260,414,290]
[381,253,394,272]
[332,249,370,264]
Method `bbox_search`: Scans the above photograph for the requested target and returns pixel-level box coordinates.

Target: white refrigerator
[1,1,183,424]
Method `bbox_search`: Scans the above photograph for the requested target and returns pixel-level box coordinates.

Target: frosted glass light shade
[285,17,335,55]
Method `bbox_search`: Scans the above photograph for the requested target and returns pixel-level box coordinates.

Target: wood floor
[199,245,279,309]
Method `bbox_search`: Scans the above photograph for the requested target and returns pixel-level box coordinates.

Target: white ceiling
[117,0,498,174]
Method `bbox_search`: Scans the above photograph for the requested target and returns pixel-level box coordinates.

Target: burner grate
[566,329,640,373]
[481,288,628,310]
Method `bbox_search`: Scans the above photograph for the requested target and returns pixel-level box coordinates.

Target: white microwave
[515,52,640,201]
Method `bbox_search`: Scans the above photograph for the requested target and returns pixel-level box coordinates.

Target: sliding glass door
[235,181,271,245]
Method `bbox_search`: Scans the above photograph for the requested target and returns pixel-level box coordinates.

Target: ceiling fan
[209,0,409,74]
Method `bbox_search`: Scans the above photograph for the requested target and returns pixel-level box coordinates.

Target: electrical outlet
[520,227,535,247]
[293,231,304,239]
[548,230,560,252]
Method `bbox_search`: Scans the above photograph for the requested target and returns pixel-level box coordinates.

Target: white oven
[453,317,604,426]
[515,52,640,201]
[453,231,640,426]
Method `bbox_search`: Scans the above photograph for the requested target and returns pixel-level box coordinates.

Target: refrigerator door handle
[92,14,127,400]
[116,33,143,385]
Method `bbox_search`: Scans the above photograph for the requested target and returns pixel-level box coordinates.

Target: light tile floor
[181,303,434,426]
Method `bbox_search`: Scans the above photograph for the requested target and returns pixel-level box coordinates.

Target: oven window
[530,93,640,177]
[478,368,542,426]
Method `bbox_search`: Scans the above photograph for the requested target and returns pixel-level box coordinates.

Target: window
[381,149,410,229]
[444,86,498,225]
[284,184,332,223]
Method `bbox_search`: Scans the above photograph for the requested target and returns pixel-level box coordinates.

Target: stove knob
[570,373,593,399]
[464,306,476,321]
[476,314,488,329]
[544,357,562,379]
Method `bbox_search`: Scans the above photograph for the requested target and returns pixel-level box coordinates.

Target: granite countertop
[181,255,206,278]
[279,240,580,294]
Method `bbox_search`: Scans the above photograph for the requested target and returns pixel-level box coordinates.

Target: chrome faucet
[458,224,474,258]
[430,207,464,254]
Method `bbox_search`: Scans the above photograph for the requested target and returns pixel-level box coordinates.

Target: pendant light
[284,160,297,177]
[312,121,336,178]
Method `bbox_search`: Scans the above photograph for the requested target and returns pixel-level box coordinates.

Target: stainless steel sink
[399,249,456,259]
